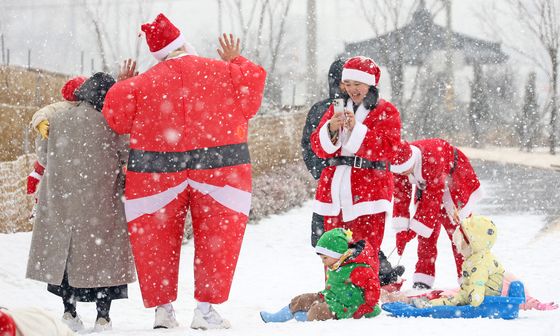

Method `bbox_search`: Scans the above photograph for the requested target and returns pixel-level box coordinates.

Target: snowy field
[1,195,560,336]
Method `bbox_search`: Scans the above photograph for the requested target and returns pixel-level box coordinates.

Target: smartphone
[333,98,345,113]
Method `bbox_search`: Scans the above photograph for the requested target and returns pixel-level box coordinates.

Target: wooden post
[444,0,455,113]
[1,34,5,65]
[306,0,317,103]
[35,73,42,106]
[91,58,95,74]
[22,124,30,155]
[81,51,84,74]
[27,49,31,70]
[217,0,223,34]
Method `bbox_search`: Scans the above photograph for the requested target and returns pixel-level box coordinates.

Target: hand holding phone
[333,98,344,113]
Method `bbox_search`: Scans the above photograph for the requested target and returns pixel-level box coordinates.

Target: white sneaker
[190,306,231,330]
[62,312,84,332]
[153,306,179,329]
[93,317,112,332]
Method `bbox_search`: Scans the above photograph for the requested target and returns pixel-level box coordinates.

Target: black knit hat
[74,72,116,111]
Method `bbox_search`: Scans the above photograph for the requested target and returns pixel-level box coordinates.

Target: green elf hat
[315,228,352,258]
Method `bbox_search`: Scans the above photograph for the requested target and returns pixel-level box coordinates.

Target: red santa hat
[341,56,381,87]
[60,76,87,101]
[141,13,188,61]
[391,141,422,174]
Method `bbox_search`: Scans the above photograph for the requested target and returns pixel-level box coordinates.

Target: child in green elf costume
[260,228,382,322]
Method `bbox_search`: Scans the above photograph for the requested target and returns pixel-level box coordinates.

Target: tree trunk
[389,65,404,118]
[550,48,558,155]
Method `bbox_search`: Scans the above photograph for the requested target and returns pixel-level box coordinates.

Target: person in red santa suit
[391,138,483,289]
[102,14,266,330]
[310,56,402,296]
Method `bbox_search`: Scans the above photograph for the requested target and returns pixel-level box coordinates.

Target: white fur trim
[342,68,376,86]
[410,218,433,238]
[411,146,424,184]
[392,217,410,232]
[314,198,393,222]
[313,161,392,221]
[413,273,436,287]
[319,121,341,154]
[125,178,251,221]
[29,171,42,180]
[152,32,187,61]
[391,145,422,174]
[342,199,392,222]
[315,246,342,259]
[184,42,198,56]
[342,122,367,154]
[443,184,484,222]
[352,101,370,123]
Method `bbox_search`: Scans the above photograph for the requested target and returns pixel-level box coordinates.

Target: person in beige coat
[26,70,136,333]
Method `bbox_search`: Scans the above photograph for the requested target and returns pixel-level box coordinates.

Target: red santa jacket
[310,99,401,221]
[102,55,266,221]
[393,138,482,238]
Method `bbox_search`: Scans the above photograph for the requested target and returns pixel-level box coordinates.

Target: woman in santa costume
[391,138,483,289]
[310,56,402,292]
[102,14,266,330]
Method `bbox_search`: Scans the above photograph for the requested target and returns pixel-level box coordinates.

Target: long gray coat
[26,102,136,288]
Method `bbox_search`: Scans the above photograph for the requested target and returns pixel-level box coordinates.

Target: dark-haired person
[301,58,347,247]
[26,68,137,333]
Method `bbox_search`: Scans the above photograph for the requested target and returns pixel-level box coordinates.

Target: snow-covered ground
[460,146,560,171]
[1,193,559,335]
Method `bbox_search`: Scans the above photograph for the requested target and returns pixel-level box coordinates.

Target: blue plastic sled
[382,281,526,320]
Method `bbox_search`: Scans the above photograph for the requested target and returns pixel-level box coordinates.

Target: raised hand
[217,33,241,62]
[344,110,356,131]
[117,59,138,81]
[329,111,345,132]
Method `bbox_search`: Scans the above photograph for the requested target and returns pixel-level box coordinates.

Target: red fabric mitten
[396,230,416,256]
[26,161,45,194]
[352,303,373,319]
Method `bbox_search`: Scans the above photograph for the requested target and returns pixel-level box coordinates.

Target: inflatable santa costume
[102,12,266,317]
[391,138,483,288]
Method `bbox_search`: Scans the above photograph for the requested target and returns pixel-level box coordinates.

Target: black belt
[127,143,250,173]
[327,156,389,170]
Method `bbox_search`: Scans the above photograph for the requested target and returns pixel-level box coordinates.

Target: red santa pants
[128,185,247,308]
[324,212,386,274]
[414,207,464,286]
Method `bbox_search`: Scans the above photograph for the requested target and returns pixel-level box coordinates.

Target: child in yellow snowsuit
[423,215,505,307]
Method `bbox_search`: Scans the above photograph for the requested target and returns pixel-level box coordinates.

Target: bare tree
[81,0,153,73]
[476,0,559,154]
[220,0,294,107]
[517,72,541,151]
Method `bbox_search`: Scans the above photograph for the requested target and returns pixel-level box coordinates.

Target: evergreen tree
[519,72,539,152]
[468,64,490,148]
